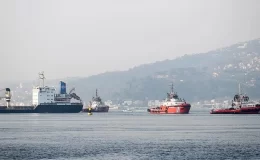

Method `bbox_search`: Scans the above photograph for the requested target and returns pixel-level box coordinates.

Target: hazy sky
[1,0,260,82]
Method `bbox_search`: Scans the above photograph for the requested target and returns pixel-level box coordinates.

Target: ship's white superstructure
[83,89,109,112]
[32,72,81,106]
[32,86,56,105]
[89,89,108,109]
[91,100,103,109]
[231,83,259,109]
[162,85,187,107]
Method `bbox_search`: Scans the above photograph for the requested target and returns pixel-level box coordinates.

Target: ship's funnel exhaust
[5,88,11,107]
[60,81,67,94]
[5,88,11,102]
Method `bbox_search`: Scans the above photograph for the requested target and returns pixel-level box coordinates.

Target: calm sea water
[0,109,260,160]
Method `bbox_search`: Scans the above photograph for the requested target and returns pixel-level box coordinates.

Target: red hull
[148,104,191,114]
[210,107,260,114]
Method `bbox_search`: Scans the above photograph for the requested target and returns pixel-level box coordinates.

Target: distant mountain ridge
[68,38,260,102]
[5,38,260,104]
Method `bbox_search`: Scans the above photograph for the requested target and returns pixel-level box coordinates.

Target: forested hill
[7,38,260,103]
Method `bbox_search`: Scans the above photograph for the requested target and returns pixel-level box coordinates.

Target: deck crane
[0,88,11,107]
[68,87,81,101]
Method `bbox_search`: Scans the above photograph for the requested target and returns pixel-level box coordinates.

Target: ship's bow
[179,104,191,114]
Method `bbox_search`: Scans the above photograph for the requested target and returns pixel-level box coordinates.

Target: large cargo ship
[147,84,191,114]
[82,89,109,112]
[0,72,83,113]
[210,84,260,114]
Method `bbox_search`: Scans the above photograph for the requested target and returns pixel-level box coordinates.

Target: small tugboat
[82,89,109,112]
[147,83,191,114]
[210,84,260,114]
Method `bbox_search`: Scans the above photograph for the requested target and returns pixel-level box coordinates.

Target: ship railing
[38,102,82,105]
[54,99,71,102]
[55,97,70,99]
[38,102,67,105]
[9,106,35,110]
[71,102,83,105]
[55,94,71,98]
[241,101,257,104]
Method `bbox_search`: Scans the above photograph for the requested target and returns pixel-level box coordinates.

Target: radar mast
[39,71,45,87]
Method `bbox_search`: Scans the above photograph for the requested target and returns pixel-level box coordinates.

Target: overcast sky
[1,0,260,82]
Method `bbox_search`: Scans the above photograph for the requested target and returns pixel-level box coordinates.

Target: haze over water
[0,110,260,160]
[1,0,260,82]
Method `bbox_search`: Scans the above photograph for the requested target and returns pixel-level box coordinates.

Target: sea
[0,108,260,160]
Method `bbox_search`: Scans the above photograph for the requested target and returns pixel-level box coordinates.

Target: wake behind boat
[147,83,191,114]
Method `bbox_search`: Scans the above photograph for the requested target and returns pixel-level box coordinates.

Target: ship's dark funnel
[60,81,67,94]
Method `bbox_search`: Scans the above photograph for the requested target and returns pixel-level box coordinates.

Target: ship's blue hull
[0,104,83,113]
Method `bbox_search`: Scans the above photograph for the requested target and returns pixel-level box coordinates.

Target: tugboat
[82,89,109,112]
[147,83,191,114]
[210,84,260,114]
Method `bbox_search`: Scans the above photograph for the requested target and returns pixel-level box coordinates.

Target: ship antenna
[238,83,241,95]
[96,89,98,97]
[39,71,45,87]
[170,83,174,93]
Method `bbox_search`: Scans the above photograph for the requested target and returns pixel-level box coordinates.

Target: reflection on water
[0,109,260,160]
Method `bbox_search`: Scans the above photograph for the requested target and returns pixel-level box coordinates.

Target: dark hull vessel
[82,106,109,112]
[210,106,260,114]
[0,72,83,114]
[0,104,83,113]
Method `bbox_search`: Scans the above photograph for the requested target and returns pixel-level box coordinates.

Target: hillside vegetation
[6,38,260,104]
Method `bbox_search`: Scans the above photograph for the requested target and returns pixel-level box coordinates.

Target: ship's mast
[96,89,98,97]
[39,71,45,87]
[170,83,174,93]
[238,83,241,95]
